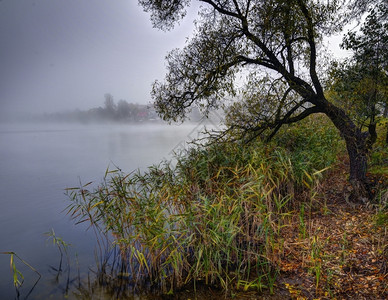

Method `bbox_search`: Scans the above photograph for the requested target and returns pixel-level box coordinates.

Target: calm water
[0,122,205,299]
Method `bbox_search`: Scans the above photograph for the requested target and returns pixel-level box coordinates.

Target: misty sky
[0,0,198,118]
[0,0,350,119]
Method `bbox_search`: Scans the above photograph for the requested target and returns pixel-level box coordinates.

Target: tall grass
[66,117,342,296]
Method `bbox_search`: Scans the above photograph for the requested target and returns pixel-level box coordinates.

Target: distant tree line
[39,94,160,123]
[34,93,206,124]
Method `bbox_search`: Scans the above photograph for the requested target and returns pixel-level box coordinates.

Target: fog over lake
[0,121,210,299]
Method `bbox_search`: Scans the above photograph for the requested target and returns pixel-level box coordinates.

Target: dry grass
[265,164,388,300]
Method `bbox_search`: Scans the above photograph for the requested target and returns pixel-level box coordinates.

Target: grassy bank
[67,116,387,299]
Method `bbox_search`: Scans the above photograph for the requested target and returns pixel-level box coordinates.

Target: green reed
[66,119,341,296]
[1,251,41,299]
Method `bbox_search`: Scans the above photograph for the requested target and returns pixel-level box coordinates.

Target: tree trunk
[384,103,388,145]
[368,123,377,147]
[343,131,369,201]
[386,122,388,145]
[323,102,370,202]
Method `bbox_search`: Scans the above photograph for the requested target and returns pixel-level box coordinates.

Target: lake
[0,122,208,299]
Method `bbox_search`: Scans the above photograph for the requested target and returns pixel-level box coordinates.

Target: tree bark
[323,101,370,202]
[368,123,377,147]
[386,123,388,145]
[344,132,369,198]
[384,103,388,145]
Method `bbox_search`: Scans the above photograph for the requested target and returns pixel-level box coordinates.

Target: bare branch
[296,0,324,97]
[200,0,241,19]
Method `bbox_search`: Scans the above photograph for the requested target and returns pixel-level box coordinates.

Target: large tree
[139,0,385,200]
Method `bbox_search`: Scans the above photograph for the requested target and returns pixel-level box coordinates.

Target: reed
[66,118,342,296]
[0,251,41,299]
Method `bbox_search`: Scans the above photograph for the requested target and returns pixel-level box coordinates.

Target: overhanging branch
[267,105,323,141]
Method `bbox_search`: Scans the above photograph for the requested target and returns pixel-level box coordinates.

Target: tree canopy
[146,0,341,124]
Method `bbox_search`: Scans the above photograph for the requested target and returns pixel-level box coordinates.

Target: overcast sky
[0,0,350,119]
[0,0,198,118]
